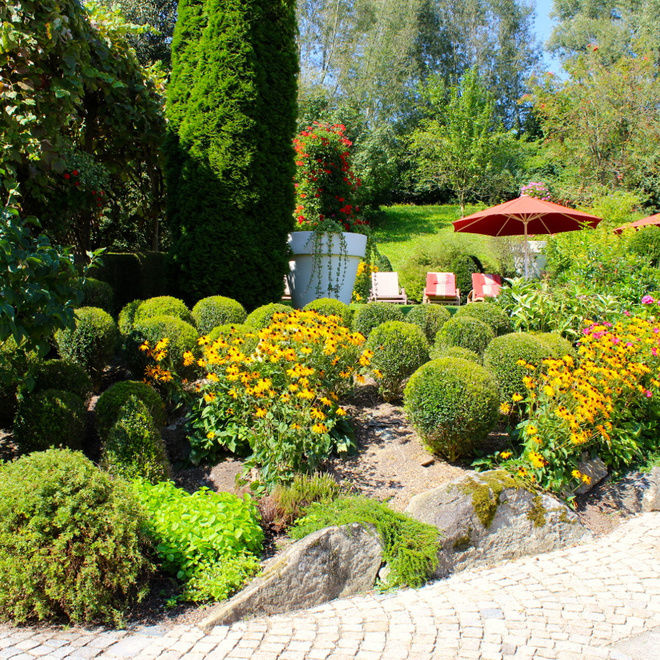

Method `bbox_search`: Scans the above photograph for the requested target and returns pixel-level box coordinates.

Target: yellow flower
[525,425,538,436]
[499,402,511,415]
[511,393,523,402]
[203,393,216,403]
[500,451,512,459]
[139,341,150,352]
[571,469,582,480]
[255,407,267,418]
[581,473,592,485]
[206,430,216,439]
[335,407,347,416]
[183,351,195,366]
[528,451,546,468]
[311,423,328,434]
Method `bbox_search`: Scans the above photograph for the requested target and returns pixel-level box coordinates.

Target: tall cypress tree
[166,0,298,309]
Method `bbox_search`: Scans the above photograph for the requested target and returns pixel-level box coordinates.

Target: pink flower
[645,390,652,398]
[641,295,655,304]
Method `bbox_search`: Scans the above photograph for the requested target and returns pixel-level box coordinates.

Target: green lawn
[372,203,508,270]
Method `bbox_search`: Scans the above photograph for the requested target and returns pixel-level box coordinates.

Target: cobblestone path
[1,512,658,660]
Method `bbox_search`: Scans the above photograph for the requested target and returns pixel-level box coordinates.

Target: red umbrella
[613,213,660,235]
[453,196,602,277]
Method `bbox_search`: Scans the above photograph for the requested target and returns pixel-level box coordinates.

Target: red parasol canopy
[613,213,660,235]
[453,196,602,277]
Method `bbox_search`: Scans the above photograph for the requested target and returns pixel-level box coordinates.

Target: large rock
[642,466,660,512]
[200,523,382,630]
[405,470,590,578]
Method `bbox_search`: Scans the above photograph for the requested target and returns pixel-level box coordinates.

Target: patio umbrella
[452,196,602,277]
[613,212,660,235]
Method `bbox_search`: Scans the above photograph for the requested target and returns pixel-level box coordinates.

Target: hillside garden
[0,0,659,630]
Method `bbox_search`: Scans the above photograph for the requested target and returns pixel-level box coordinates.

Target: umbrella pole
[524,221,530,278]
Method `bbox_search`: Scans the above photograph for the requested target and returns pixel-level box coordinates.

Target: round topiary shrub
[118,299,143,335]
[535,332,575,359]
[77,277,115,313]
[405,305,451,342]
[454,302,513,336]
[366,321,430,401]
[54,307,118,381]
[135,296,194,326]
[352,302,405,337]
[483,332,550,402]
[192,296,247,335]
[0,449,151,625]
[96,380,166,441]
[29,359,93,402]
[245,303,292,329]
[404,357,499,461]
[208,323,259,355]
[133,314,199,373]
[627,226,660,267]
[434,315,495,356]
[432,345,482,364]
[101,396,171,483]
[12,389,86,451]
[304,298,352,326]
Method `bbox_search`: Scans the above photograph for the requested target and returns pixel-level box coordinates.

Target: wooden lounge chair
[468,273,502,303]
[423,272,460,305]
[369,272,408,304]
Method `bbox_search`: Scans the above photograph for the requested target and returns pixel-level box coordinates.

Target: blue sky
[532,0,564,74]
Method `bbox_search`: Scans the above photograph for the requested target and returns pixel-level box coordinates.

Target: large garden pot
[287,231,367,308]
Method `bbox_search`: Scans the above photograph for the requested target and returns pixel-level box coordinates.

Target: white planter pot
[287,231,367,308]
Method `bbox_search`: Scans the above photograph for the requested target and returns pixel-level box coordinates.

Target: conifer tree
[166,0,298,308]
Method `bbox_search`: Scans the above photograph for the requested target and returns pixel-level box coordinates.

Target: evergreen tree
[166,0,298,308]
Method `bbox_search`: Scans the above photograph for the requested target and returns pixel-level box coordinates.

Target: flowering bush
[520,181,551,201]
[496,306,660,497]
[153,310,372,487]
[293,122,367,234]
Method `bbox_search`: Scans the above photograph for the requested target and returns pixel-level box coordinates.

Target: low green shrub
[118,299,143,335]
[627,226,660,267]
[132,315,199,374]
[483,332,551,402]
[304,298,352,326]
[291,496,439,588]
[29,359,93,402]
[95,380,166,440]
[352,302,405,337]
[0,449,150,625]
[101,396,171,483]
[131,480,263,601]
[404,357,499,461]
[535,332,575,359]
[13,389,86,452]
[54,307,118,382]
[244,303,292,329]
[366,321,430,400]
[135,296,194,326]
[272,472,342,528]
[405,305,450,342]
[454,302,513,336]
[77,277,115,313]
[192,296,247,335]
[431,345,482,364]
[434,316,495,356]
[0,338,32,427]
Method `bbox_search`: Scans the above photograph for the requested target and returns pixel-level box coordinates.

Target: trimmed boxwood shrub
[352,302,405,337]
[77,277,115,313]
[405,304,450,342]
[245,303,292,329]
[0,449,151,626]
[483,332,550,402]
[535,332,575,358]
[135,296,194,326]
[54,307,118,381]
[12,389,86,452]
[192,296,247,334]
[96,380,166,441]
[29,359,93,402]
[454,302,513,336]
[432,345,482,364]
[101,396,171,483]
[118,299,143,335]
[366,321,430,401]
[404,357,499,461]
[434,315,495,356]
[304,298,352,326]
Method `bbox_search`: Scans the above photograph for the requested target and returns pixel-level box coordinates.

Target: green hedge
[434,315,495,356]
[454,302,513,336]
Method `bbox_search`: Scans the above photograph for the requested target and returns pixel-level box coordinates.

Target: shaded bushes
[76,277,114,312]
[0,449,151,625]
[29,359,93,402]
[404,357,499,461]
[352,302,405,337]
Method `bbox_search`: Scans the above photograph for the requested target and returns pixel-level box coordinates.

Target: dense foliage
[405,304,450,342]
[192,296,247,335]
[351,302,405,337]
[166,0,298,307]
[434,316,495,356]
[0,449,150,625]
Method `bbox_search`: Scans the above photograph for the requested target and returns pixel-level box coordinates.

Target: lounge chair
[422,272,460,305]
[468,273,502,303]
[369,272,408,304]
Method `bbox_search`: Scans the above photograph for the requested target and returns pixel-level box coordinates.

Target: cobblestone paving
[1,512,658,660]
